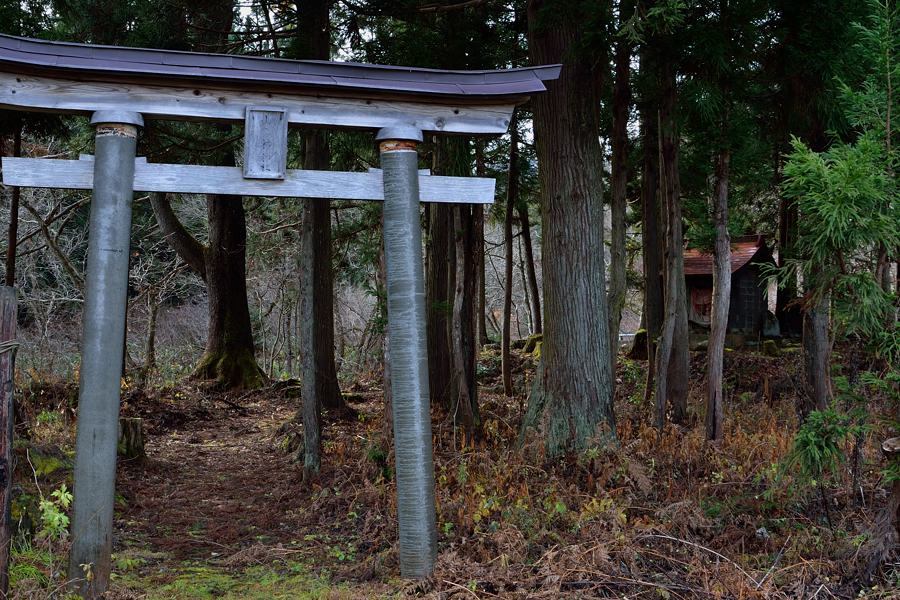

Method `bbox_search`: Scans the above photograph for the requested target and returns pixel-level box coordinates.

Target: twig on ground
[640,533,761,588]
[757,534,791,589]
[442,578,498,598]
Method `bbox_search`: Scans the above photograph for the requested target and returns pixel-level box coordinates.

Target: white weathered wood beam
[1,157,495,204]
[0,73,514,135]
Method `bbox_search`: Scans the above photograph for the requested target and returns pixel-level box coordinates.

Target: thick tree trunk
[608,11,632,382]
[706,149,731,441]
[147,1,262,390]
[117,418,145,461]
[442,137,480,436]
[669,260,690,424]
[194,195,265,389]
[305,132,345,412]
[521,0,616,454]
[4,125,21,287]
[426,203,453,410]
[502,113,519,397]
[451,204,480,436]
[803,288,831,414]
[654,60,689,427]
[293,0,345,414]
[299,202,321,478]
[636,83,664,379]
[654,230,677,431]
[517,203,542,335]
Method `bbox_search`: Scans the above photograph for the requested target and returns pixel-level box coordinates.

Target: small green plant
[328,543,356,562]
[784,407,866,526]
[456,460,468,485]
[365,443,392,481]
[787,409,852,483]
[114,555,146,572]
[35,410,61,425]
[38,484,72,540]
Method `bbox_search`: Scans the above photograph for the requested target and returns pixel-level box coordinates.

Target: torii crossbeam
[0,33,558,597]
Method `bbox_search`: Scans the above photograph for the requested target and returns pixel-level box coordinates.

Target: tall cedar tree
[440,137,480,436]
[607,0,634,386]
[290,0,346,418]
[641,6,690,429]
[521,0,616,453]
[633,3,663,409]
[684,0,769,440]
[501,110,520,398]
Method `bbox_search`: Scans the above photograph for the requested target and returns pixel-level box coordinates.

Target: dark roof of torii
[0,34,560,100]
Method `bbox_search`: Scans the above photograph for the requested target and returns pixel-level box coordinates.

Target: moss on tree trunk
[193,194,265,390]
[192,345,265,390]
[520,1,616,456]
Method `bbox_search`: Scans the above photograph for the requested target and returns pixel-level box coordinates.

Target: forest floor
[6,344,899,599]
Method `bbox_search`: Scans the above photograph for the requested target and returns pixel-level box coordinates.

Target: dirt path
[116,390,307,562]
[104,386,398,598]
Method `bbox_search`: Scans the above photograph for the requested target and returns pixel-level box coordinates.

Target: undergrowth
[4,345,898,598]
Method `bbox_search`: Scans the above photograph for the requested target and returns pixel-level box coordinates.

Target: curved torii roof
[2,34,552,195]
[0,34,559,102]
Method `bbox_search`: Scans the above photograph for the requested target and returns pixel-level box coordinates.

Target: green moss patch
[118,562,358,600]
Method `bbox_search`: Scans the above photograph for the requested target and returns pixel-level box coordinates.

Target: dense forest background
[0,0,897,598]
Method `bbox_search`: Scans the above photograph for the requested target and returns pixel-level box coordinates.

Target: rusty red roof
[684,235,768,276]
[0,34,560,100]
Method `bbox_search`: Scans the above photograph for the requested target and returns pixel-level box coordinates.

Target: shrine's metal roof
[0,34,560,100]
[684,235,770,276]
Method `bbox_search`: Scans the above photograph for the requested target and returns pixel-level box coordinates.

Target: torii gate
[0,34,558,596]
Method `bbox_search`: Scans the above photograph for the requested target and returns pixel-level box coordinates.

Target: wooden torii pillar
[0,33,559,597]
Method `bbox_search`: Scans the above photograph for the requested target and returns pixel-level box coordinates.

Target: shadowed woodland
[0,0,898,598]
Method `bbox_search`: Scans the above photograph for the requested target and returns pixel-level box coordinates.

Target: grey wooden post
[69,111,142,598]
[0,286,17,596]
[377,126,437,578]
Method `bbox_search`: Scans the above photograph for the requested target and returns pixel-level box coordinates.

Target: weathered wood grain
[243,107,288,179]
[1,157,495,204]
[0,73,514,135]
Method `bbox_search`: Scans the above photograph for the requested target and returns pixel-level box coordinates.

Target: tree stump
[627,329,649,359]
[523,333,543,354]
[118,417,145,461]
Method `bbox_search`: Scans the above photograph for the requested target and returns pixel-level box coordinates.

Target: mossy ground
[111,562,363,600]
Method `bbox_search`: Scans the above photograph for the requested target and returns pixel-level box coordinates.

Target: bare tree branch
[20,198,85,291]
[149,192,208,281]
